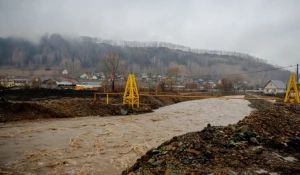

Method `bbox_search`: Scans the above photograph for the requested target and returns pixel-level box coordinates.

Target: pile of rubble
[239,103,300,149]
[123,103,300,175]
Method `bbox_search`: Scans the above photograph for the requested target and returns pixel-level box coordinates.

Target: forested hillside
[0,33,291,85]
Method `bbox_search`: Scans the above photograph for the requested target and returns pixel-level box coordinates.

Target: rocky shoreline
[122,103,300,175]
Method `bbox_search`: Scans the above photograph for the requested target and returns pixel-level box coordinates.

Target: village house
[13,78,29,87]
[56,81,74,89]
[263,80,286,95]
[0,76,29,87]
[62,69,68,75]
[41,79,57,89]
[80,73,88,80]
[0,78,14,87]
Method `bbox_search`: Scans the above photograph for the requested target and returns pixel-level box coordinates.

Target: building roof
[78,81,101,85]
[56,81,73,85]
[266,80,286,89]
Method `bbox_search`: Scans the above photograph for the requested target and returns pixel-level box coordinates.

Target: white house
[62,69,68,75]
[264,80,286,95]
[80,74,88,80]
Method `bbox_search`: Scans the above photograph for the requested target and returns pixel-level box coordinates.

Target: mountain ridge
[0,33,291,86]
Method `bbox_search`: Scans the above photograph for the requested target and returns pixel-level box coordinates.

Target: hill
[0,34,291,86]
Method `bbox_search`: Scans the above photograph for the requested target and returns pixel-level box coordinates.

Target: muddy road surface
[0,97,252,175]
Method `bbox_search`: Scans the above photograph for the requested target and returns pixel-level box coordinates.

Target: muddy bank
[0,89,95,101]
[0,89,244,101]
[0,94,197,123]
[123,103,300,175]
[245,94,274,110]
[0,99,129,122]
[2,89,242,123]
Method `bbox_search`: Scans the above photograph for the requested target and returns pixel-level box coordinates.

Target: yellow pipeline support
[123,74,139,108]
[138,94,282,101]
[284,73,300,103]
[94,93,123,102]
[94,92,283,102]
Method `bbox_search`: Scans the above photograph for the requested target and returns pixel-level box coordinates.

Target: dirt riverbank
[123,103,300,175]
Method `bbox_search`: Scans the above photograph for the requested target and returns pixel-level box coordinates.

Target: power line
[196,64,297,79]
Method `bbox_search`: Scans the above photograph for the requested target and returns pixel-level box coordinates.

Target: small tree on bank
[102,52,120,92]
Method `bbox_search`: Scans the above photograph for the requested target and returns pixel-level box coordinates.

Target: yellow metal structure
[74,85,84,90]
[284,73,300,103]
[94,93,282,101]
[123,74,139,108]
[94,92,123,103]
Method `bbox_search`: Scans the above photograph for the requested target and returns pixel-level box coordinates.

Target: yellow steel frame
[123,74,139,108]
[94,93,123,104]
[94,93,282,102]
[93,74,300,105]
[284,73,300,103]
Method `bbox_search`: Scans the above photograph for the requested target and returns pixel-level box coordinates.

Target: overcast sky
[0,0,299,68]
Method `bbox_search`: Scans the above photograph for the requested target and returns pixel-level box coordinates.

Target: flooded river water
[0,97,253,175]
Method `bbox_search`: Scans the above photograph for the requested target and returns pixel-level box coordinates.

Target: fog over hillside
[0,34,292,86]
[0,0,299,66]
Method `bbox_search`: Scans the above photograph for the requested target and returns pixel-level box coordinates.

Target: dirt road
[0,97,252,175]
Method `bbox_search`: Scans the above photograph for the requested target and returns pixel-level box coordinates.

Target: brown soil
[0,91,196,123]
[122,103,300,175]
[2,88,237,123]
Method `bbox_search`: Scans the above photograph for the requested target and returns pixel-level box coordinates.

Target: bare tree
[221,77,233,92]
[102,52,120,92]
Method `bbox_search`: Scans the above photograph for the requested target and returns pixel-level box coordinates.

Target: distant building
[0,77,28,87]
[198,79,204,84]
[141,73,148,81]
[264,80,286,95]
[41,79,57,89]
[80,74,88,80]
[75,81,102,90]
[62,69,68,75]
[13,78,28,87]
[56,81,75,89]
[0,78,14,87]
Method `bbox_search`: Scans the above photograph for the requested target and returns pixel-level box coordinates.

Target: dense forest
[0,33,291,85]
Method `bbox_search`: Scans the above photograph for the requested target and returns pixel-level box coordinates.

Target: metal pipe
[94,92,282,101]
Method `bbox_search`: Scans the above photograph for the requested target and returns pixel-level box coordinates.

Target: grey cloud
[0,0,299,66]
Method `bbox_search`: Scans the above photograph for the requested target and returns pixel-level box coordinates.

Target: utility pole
[148,73,151,94]
[297,64,299,84]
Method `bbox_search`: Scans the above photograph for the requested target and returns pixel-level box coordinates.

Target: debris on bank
[122,103,300,175]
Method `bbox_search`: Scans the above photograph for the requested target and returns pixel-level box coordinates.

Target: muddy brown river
[0,97,253,175]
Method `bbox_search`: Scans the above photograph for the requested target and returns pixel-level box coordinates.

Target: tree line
[0,34,291,85]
